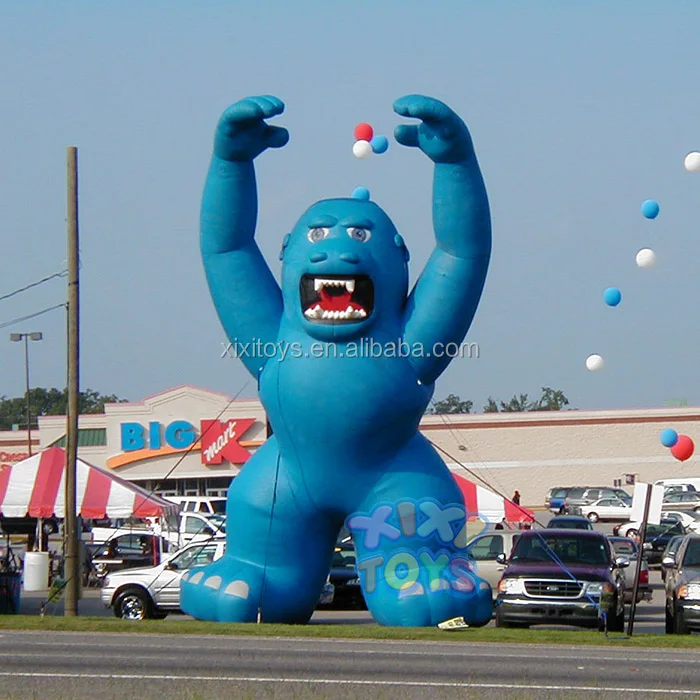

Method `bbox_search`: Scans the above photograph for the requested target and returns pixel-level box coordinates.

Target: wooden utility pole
[64,146,80,616]
[626,483,653,636]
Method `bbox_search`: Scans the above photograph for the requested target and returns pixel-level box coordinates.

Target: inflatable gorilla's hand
[394,94,474,164]
[213,95,289,162]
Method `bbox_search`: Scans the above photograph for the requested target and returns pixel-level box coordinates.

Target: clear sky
[1,0,699,412]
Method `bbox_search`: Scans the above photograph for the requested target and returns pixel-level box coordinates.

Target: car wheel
[674,607,691,634]
[587,512,599,523]
[665,605,674,634]
[114,587,153,621]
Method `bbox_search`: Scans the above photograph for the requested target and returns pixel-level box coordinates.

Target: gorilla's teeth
[345,280,355,293]
[314,279,323,292]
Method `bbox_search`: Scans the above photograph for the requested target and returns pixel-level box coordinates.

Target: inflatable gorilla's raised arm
[182,94,493,627]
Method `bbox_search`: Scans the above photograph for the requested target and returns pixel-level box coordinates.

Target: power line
[0,271,67,303]
[0,303,66,330]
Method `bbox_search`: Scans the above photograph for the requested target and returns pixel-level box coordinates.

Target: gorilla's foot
[180,557,258,622]
[366,575,493,627]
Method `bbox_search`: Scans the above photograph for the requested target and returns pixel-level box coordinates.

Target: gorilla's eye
[307,227,330,243]
[347,227,371,242]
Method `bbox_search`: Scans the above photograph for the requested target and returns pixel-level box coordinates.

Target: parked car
[661,510,700,534]
[662,492,700,512]
[579,497,633,523]
[660,535,686,583]
[615,519,687,566]
[655,478,700,493]
[663,534,700,634]
[465,530,522,599]
[664,484,697,496]
[545,487,572,514]
[546,515,594,530]
[494,529,628,631]
[102,538,334,620]
[606,536,652,604]
[322,542,365,609]
[563,487,631,515]
[88,532,171,579]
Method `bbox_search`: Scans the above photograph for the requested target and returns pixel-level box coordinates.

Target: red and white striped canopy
[0,447,179,519]
[453,473,534,524]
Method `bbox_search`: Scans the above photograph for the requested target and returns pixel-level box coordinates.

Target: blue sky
[1,0,699,412]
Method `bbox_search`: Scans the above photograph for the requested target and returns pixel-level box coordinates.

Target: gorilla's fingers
[246,95,285,119]
[265,125,290,149]
[394,95,451,124]
[394,124,419,148]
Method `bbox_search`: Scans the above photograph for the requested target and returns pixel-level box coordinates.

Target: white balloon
[353,140,372,159]
[586,354,604,371]
[684,152,700,173]
[636,248,656,268]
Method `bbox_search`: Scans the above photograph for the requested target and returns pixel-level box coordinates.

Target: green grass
[0,614,699,648]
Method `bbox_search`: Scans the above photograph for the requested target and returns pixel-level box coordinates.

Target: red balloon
[670,434,694,462]
[354,123,374,142]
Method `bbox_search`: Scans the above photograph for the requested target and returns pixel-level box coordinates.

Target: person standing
[512,490,521,505]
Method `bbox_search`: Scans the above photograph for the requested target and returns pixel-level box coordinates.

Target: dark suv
[663,534,700,634]
[564,487,631,515]
[494,529,628,631]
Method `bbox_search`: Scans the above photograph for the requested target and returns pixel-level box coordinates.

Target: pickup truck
[91,512,226,549]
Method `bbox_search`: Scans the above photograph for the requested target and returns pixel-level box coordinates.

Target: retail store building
[2,385,698,507]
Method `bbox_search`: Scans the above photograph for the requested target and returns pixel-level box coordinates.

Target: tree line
[0,388,128,431]
[0,385,570,428]
[426,387,570,415]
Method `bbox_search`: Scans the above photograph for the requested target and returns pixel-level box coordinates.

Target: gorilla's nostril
[340,253,360,264]
[309,252,328,263]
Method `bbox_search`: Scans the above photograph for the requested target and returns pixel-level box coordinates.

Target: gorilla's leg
[348,441,493,627]
[180,438,339,622]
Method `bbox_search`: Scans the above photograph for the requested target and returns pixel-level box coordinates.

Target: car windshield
[511,534,610,565]
[610,539,637,556]
[169,544,218,570]
[210,500,227,514]
[646,522,684,539]
[207,515,226,530]
[683,541,700,567]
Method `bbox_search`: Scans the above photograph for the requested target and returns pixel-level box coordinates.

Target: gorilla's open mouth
[300,274,374,323]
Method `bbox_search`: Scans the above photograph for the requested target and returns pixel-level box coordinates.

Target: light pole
[9,332,43,456]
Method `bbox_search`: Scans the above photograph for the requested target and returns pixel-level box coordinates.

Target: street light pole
[9,332,43,456]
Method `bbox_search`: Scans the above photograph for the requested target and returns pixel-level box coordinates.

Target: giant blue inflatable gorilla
[180,94,493,626]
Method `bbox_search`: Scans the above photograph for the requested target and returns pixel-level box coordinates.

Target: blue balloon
[351,186,370,200]
[603,287,622,307]
[641,199,659,219]
[660,428,679,448]
[371,135,389,154]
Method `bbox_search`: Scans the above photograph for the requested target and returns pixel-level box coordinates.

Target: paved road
[0,631,699,699]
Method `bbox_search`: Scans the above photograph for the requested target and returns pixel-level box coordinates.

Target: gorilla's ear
[279,233,291,261]
[394,234,410,262]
